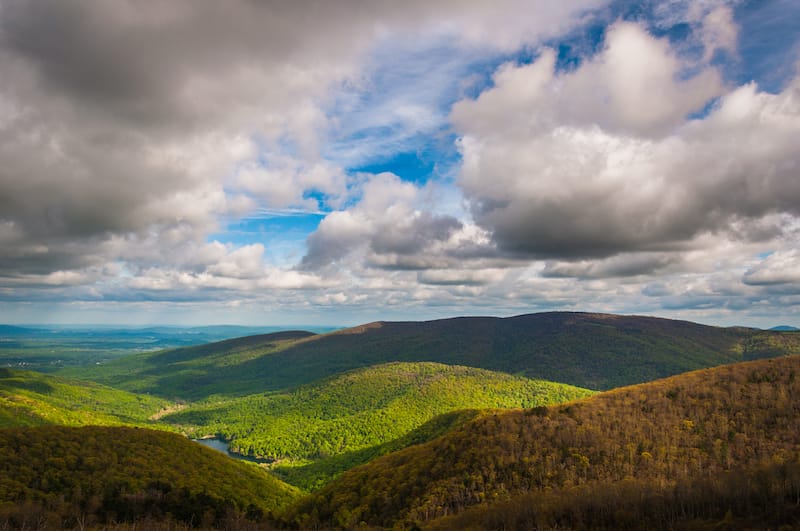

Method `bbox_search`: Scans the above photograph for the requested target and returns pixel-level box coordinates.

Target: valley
[1,312,799,528]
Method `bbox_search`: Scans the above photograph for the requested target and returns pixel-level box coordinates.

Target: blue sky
[0,0,799,328]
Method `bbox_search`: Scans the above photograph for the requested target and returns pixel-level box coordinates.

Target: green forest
[161,362,592,490]
[291,355,800,529]
[1,312,800,528]
[0,368,170,428]
[59,312,800,398]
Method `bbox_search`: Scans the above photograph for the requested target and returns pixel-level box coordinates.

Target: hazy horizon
[2,310,797,331]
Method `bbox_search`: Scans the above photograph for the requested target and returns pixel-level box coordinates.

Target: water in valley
[192,437,273,464]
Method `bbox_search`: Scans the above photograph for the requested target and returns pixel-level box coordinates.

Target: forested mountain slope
[0,426,300,528]
[67,312,800,399]
[161,362,592,490]
[289,355,800,529]
[0,368,170,427]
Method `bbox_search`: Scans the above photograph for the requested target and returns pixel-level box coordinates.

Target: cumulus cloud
[301,173,464,270]
[0,0,600,295]
[0,0,373,283]
[453,23,722,138]
[452,21,800,262]
[541,253,680,279]
[2,0,798,326]
[417,268,507,286]
[744,250,800,286]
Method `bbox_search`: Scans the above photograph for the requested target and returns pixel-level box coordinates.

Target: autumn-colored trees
[0,426,299,528]
[290,356,800,529]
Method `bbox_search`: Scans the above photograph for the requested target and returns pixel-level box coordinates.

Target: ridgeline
[65,312,800,399]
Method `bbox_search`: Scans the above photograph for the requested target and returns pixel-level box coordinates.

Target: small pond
[192,437,273,464]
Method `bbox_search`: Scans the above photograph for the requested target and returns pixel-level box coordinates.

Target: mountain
[770,325,799,331]
[289,355,800,529]
[66,312,800,399]
[0,426,300,528]
[160,362,592,490]
[0,368,171,428]
[0,325,37,335]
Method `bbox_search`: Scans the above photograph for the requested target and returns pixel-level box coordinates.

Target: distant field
[0,324,336,370]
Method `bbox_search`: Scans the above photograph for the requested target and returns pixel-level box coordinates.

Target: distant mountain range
[68,312,800,399]
[770,325,799,331]
[0,324,36,335]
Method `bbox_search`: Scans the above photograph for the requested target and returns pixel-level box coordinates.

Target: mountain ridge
[66,311,800,399]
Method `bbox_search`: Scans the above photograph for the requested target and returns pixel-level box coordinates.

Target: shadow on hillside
[270,409,482,491]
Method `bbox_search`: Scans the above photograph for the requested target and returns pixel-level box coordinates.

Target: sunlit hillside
[290,355,800,529]
[162,361,592,490]
[0,368,170,428]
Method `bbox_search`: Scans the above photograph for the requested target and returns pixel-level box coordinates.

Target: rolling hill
[288,355,800,529]
[160,362,592,490]
[0,426,300,528]
[64,312,800,400]
[0,368,171,428]
[4,314,800,528]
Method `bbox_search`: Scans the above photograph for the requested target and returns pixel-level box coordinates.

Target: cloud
[453,23,722,138]
[744,250,800,286]
[541,253,680,279]
[452,21,800,262]
[417,268,506,286]
[699,6,739,62]
[301,173,463,270]
[0,0,601,287]
[1,0,798,327]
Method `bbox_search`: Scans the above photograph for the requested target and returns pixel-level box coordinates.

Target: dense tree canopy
[0,426,299,528]
[290,355,800,529]
[64,313,800,398]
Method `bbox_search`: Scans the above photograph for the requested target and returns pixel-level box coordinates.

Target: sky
[1,0,799,328]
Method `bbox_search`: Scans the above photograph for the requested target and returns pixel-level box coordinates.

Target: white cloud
[453,22,723,138]
[700,6,739,62]
[2,0,799,327]
[0,0,601,288]
[302,173,464,270]
[744,250,800,286]
[452,22,800,261]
